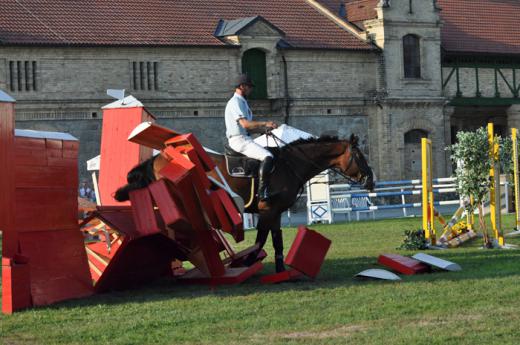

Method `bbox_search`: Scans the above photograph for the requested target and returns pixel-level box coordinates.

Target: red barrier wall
[99,100,154,206]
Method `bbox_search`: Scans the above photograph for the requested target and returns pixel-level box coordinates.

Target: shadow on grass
[26,248,520,312]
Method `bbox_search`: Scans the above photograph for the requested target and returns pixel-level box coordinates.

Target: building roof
[438,0,520,55]
[0,0,374,51]
[214,16,285,38]
[318,0,520,56]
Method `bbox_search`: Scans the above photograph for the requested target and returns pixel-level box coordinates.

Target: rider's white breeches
[228,135,273,161]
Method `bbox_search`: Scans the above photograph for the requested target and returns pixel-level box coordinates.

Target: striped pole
[422,138,436,244]
[512,128,520,231]
[488,123,505,246]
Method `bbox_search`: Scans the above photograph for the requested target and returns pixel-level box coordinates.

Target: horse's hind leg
[271,215,286,273]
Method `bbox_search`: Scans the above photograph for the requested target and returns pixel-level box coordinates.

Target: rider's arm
[238,118,278,133]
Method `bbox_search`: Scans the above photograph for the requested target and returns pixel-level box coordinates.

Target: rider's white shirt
[224,92,272,160]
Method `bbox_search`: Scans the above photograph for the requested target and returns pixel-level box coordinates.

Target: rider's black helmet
[235,74,255,88]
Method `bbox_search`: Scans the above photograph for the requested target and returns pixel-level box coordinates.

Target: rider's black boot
[275,254,286,273]
[258,156,274,201]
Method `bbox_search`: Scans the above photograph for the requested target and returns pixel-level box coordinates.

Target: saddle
[224,144,260,178]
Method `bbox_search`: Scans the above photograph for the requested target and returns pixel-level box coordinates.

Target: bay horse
[114,134,374,272]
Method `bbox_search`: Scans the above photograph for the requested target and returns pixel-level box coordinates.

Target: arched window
[404,129,428,143]
[403,34,421,78]
[241,49,267,99]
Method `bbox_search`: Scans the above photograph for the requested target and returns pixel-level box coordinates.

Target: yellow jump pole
[488,123,505,246]
[512,128,520,231]
[422,138,436,245]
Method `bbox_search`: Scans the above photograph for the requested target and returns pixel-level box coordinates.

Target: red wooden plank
[183,147,211,189]
[45,139,63,150]
[15,188,77,231]
[63,140,79,150]
[14,136,45,149]
[377,254,430,275]
[148,179,190,228]
[47,157,77,167]
[190,170,219,230]
[14,153,48,167]
[165,133,215,171]
[215,189,244,242]
[0,102,17,258]
[45,148,62,158]
[129,188,161,237]
[93,207,142,238]
[18,230,93,306]
[98,106,153,206]
[15,165,77,188]
[93,234,181,293]
[209,191,230,232]
[158,160,192,185]
[163,146,196,171]
[285,226,331,278]
[127,121,179,150]
[176,177,225,277]
[260,269,302,284]
[178,261,263,285]
[62,149,78,159]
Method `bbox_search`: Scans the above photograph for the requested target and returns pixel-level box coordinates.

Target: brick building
[1,0,519,181]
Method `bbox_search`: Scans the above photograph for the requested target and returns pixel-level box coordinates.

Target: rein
[268,132,361,186]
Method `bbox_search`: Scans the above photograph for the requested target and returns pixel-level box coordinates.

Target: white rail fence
[306,171,513,225]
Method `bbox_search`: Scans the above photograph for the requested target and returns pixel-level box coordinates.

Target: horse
[114,134,374,273]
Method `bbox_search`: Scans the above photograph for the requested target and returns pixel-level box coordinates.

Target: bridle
[266,132,370,187]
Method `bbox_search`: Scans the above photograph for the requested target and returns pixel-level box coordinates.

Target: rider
[225,74,278,201]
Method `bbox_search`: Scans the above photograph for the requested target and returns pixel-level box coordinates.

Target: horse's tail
[113,156,157,201]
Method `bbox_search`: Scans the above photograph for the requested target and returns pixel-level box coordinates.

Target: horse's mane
[269,135,345,156]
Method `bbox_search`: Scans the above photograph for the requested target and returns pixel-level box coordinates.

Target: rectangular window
[153,62,159,90]
[403,35,421,78]
[9,61,15,92]
[132,62,138,90]
[32,61,37,91]
[9,60,37,92]
[132,61,159,91]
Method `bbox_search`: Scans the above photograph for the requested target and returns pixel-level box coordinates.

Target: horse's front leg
[270,214,286,273]
[243,216,270,266]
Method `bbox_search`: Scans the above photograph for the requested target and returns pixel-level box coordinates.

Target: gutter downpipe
[282,54,290,124]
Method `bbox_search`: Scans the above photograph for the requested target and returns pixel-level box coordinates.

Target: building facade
[1,0,519,182]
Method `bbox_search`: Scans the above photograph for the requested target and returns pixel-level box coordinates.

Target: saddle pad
[225,155,260,178]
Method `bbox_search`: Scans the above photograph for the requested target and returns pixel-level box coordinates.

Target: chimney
[339,1,347,19]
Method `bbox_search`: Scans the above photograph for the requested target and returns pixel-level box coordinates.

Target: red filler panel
[285,226,331,278]
[377,254,431,275]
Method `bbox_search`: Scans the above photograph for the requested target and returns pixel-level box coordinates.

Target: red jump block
[285,226,331,279]
[1,256,32,314]
[261,269,302,284]
[165,133,215,171]
[377,254,431,275]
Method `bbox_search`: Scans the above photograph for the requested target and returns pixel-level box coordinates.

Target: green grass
[2,215,520,345]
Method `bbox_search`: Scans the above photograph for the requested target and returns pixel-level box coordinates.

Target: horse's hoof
[275,262,286,273]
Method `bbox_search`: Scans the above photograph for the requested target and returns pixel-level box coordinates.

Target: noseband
[333,143,371,187]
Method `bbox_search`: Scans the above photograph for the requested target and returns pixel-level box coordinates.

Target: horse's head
[336,134,375,191]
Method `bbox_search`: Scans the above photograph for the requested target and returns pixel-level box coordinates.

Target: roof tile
[0,0,374,50]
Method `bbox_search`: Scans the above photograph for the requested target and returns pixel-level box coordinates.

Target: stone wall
[2,45,377,182]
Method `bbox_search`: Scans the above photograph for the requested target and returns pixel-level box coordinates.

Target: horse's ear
[349,134,359,147]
